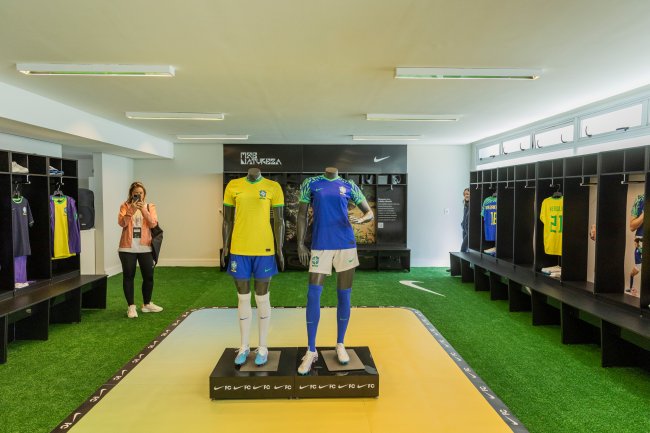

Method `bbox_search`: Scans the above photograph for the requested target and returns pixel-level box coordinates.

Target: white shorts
[309,248,359,275]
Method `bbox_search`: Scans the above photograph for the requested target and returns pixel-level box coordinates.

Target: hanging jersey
[540,196,563,255]
[11,197,34,257]
[631,194,644,237]
[52,196,74,259]
[223,177,284,256]
[299,175,365,250]
[481,196,497,242]
[50,196,81,259]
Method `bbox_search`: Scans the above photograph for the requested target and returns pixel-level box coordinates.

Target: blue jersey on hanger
[481,196,497,242]
[299,175,365,250]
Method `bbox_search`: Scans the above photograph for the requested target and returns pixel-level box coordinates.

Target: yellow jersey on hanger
[540,196,563,255]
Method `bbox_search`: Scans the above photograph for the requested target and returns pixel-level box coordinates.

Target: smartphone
[132,193,141,202]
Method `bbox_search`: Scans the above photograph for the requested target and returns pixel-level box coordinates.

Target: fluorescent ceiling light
[395,67,542,80]
[126,112,224,120]
[16,63,175,77]
[366,113,459,122]
[176,134,249,140]
[352,135,421,141]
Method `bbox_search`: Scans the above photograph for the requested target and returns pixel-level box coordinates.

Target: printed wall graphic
[624,180,644,297]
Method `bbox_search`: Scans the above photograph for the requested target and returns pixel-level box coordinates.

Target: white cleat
[298,350,318,375]
[336,343,350,365]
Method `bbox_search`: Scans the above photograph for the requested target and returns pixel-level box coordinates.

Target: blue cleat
[255,347,269,366]
[234,347,250,366]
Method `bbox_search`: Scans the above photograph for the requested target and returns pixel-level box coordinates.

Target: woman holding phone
[118,181,163,318]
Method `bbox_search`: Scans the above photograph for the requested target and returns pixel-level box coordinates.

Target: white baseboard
[104,264,123,277]
[157,258,220,267]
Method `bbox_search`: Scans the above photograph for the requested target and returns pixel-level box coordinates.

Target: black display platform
[209,346,379,399]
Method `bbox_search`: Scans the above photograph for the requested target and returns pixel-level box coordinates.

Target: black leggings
[119,252,155,306]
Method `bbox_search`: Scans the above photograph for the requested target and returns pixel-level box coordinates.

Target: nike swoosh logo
[374,156,390,163]
[264,268,272,272]
[314,188,323,191]
[253,386,263,390]
[274,385,285,389]
[319,385,329,389]
[357,384,369,388]
[233,386,244,390]
[299,385,310,389]
[338,385,348,389]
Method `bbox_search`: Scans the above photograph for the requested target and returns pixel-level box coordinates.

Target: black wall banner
[224,144,303,172]
[224,144,406,173]
[376,185,407,246]
[302,145,406,173]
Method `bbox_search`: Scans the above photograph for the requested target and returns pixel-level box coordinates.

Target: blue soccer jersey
[481,196,497,242]
[299,175,365,250]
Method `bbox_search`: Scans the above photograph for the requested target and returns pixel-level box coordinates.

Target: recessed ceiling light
[395,67,542,80]
[352,135,421,141]
[176,134,249,140]
[16,63,175,77]
[126,112,224,120]
[366,114,459,122]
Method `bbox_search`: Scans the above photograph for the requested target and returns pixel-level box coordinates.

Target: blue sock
[306,284,323,352]
[337,288,352,344]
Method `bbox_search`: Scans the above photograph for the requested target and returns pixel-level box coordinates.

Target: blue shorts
[227,254,278,280]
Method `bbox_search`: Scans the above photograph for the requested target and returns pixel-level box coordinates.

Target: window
[580,104,643,138]
[534,124,574,148]
[502,135,531,154]
[478,144,500,160]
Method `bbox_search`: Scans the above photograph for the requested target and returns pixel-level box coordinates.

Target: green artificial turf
[0,267,649,433]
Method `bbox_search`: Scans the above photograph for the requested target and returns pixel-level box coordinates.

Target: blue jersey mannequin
[296,167,374,375]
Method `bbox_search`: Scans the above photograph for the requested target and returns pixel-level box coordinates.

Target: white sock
[255,293,271,348]
[237,293,252,348]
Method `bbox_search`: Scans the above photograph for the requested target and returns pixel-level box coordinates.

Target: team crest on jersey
[230,260,238,273]
[311,256,319,267]
[259,190,267,199]
[339,186,346,195]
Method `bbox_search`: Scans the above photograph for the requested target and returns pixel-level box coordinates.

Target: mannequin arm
[272,206,286,271]
[350,200,374,224]
[297,202,310,267]
[221,205,235,267]
[630,212,644,232]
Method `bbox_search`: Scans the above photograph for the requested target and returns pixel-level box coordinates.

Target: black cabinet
[0,150,106,363]
[467,146,648,310]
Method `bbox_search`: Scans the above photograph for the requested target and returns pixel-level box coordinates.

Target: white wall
[408,145,471,266]
[0,132,62,157]
[134,144,223,266]
[94,153,134,275]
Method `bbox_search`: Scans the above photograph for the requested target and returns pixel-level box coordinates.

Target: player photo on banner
[624,179,644,297]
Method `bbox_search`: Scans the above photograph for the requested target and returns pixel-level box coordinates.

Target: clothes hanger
[12,182,21,199]
[53,180,64,197]
[552,183,562,198]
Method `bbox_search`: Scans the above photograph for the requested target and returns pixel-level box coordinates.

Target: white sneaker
[14,282,29,289]
[11,161,28,173]
[297,350,318,375]
[127,305,138,318]
[336,343,350,365]
[141,302,163,313]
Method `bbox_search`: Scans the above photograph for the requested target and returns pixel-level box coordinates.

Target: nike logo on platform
[374,156,390,163]
[233,386,244,390]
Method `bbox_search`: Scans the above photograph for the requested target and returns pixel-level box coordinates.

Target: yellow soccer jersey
[223,177,284,256]
[540,196,563,255]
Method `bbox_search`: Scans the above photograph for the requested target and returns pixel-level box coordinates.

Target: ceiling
[1,0,650,157]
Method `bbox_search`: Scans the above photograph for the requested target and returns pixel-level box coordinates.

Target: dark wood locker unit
[0,150,107,364]
[495,166,514,263]
[534,159,564,274]
[561,156,591,292]
[450,144,650,370]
